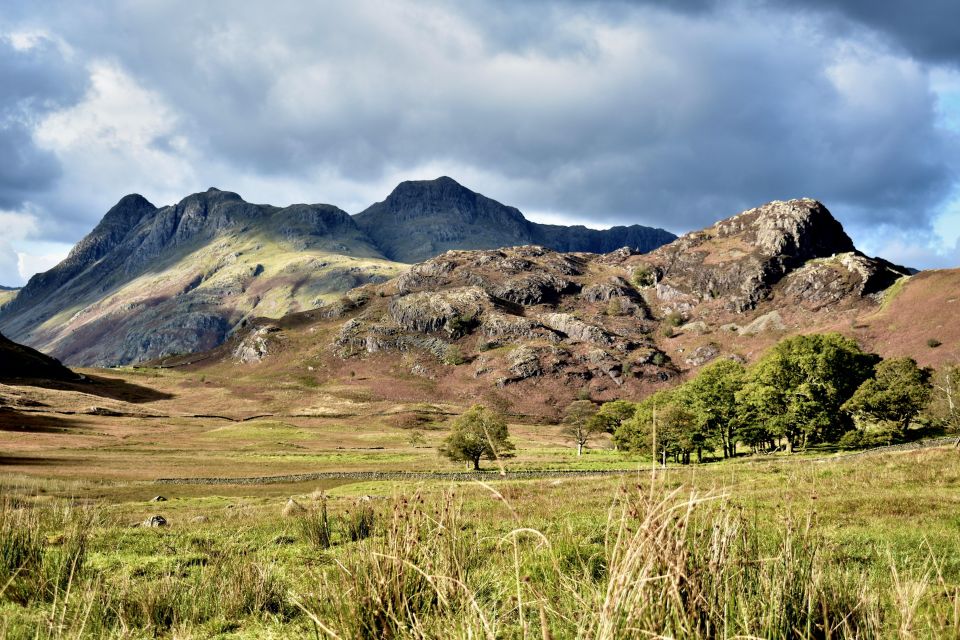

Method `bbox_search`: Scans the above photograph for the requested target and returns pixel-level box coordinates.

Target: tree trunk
[472,457,480,470]
[577,442,583,456]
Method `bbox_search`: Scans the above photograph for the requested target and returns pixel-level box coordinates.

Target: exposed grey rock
[282,498,306,517]
[142,515,168,528]
[508,346,542,381]
[782,252,907,310]
[490,272,579,306]
[388,288,488,335]
[739,311,786,335]
[233,325,280,363]
[481,313,559,342]
[539,313,612,346]
[684,344,720,366]
[580,277,641,303]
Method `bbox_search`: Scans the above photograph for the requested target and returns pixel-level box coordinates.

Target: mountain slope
[0,332,78,381]
[0,287,17,309]
[0,189,404,366]
[354,176,676,263]
[166,198,916,419]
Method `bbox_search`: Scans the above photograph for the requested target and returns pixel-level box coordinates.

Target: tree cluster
[612,333,936,462]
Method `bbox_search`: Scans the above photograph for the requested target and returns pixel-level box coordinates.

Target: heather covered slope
[354,176,676,262]
[853,268,960,368]
[0,189,404,367]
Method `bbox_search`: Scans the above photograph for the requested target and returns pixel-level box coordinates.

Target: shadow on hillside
[0,454,81,467]
[0,408,88,434]
[77,373,175,403]
[2,373,177,404]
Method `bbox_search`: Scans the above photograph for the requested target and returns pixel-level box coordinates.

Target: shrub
[298,498,332,549]
[665,311,684,327]
[927,338,942,348]
[661,325,676,338]
[344,502,376,542]
[443,345,467,365]
[631,265,656,288]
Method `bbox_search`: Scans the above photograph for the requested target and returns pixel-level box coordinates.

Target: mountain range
[0,177,674,366]
[3,183,958,420]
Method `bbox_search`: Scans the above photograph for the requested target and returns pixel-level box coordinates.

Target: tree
[562,400,601,455]
[843,357,931,440]
[735,333,878,452]
[439,405,515,470]
[681,359,745,458]
[591,400,638,435]
[931,365,960,445]
[614,390,703,464]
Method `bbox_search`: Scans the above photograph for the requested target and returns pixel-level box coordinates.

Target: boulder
[142,515,167,528]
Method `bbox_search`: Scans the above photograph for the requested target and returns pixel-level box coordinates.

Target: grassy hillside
[0,288,18,308]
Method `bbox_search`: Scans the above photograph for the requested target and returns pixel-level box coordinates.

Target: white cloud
[17,248,67,281]
[34,60,197,213]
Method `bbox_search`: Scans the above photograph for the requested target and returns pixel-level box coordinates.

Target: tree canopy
[439,404,515,470]
[735,333,878,451]
[842,357,931,438]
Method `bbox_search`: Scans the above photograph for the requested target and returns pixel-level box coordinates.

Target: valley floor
[1,370,959,638]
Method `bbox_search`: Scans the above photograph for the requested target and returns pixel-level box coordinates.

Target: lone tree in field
[439,404,515,470]
[842,357,931,439]
[562,400,601,455]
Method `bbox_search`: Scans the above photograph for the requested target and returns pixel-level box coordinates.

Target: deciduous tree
[439,405,515,470]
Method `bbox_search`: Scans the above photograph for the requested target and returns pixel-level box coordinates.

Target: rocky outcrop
[388,288,488,335]
[634,199,888,313]
[782,253,907,310]
[233,325,280,363]
[539,313,613,346]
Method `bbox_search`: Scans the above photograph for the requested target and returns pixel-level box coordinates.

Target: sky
[1,0,959,286]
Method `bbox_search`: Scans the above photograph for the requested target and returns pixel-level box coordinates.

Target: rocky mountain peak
[713,198,854,259]
[355,176,676,263]
[634,198,894,313]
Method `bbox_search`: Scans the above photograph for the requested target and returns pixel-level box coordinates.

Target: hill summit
[355,177,676,263]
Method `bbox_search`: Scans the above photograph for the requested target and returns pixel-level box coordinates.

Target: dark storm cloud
[1,0,958,276]
[0,34,85,210]
[768,0,960,67]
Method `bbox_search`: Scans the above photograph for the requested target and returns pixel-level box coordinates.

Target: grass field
[2,368,960,638]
